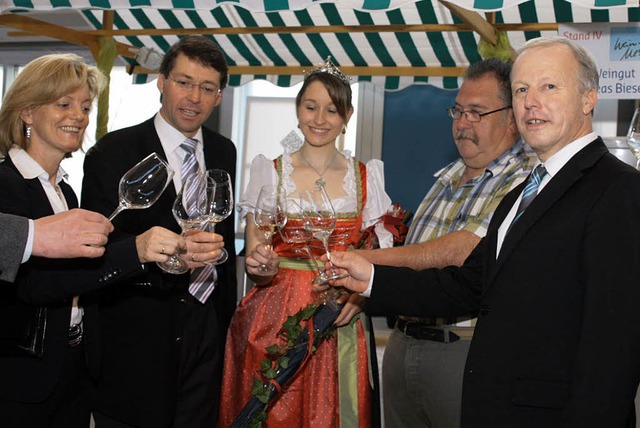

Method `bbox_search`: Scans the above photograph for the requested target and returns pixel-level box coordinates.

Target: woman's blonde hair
[0,53,107,156]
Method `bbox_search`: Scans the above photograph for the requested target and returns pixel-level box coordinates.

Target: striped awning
[0,0,638,90]
[1,0,635,12]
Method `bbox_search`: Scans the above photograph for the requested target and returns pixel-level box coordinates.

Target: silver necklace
[300,149,339,188]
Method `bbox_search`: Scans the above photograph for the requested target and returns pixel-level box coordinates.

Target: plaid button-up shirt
[407,138,536,245]
[403,138,536,326]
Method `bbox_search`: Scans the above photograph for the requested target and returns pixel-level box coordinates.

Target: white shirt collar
[8,145,68,184]
[536,132,598,179]
[153,112,205,192]
[154,112,203,150]
[496,132,597,257]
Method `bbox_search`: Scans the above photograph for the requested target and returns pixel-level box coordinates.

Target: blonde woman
[0,53,185,427]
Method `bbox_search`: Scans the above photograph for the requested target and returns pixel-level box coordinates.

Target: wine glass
[109,152,174,221]
[279,199,322,268]
[626,107,640,170]
[299,186,349,286]
[279,200,340,308]
[253,185,287,273]
[203,169,234,265]
[157,173,207,274]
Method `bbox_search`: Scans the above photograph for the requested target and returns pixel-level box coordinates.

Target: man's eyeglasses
[447,105,512,123]
[168,75,221,96]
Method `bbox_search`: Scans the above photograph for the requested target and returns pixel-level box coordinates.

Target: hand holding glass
[626,107,640,170]
[156,174,207,274]
[253,185,287,274]
[109,152,174,221]
[279,200,336,305]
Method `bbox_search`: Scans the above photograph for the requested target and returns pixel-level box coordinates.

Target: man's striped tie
[181,138,217,304]
[508,164,547,233]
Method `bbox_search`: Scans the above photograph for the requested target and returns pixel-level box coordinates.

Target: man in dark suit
[81,36,237,428]
[357,58,535,428]
[0,210,113,282]
[326,36,640,427]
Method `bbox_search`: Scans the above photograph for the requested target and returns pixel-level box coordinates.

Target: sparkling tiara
[306,56,351,86]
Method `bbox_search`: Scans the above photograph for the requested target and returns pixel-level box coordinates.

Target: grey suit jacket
[0,213,28,282]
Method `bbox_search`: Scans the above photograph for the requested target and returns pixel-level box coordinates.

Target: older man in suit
[0,210,113,282]
[326,36,640,428]
[82,36,237,428]
[357,58,535,428]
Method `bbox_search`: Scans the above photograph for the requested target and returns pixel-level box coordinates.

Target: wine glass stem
[318,238,341,308]
[206,221,229,265]
[303,246,321,274]
[176,229,187,261]
[258,233,274,272]
[321,238,334,267]
[108,203,126,221]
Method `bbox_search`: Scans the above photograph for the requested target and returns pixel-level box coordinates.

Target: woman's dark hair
[295,72,353,123]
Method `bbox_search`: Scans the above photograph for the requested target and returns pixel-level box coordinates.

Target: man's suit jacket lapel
[487,138,609,285]
[202,132,216,170]
[201,129,230,172]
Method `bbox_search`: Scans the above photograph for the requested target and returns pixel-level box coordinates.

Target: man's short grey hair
[515,36,599,94]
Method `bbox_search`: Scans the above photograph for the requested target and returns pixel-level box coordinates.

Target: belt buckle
[398,319,412,336]
[402,321,422,339]
[68,322,83,347]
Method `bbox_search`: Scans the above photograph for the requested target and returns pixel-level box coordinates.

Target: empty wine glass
[299,186,349,286]
[626,107,640,170]
[253,184,287,273]
[157,173,207,274]
[203,169,234,265]
[109,152,174,221]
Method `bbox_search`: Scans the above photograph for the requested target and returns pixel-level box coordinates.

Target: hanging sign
[559,23,640,99]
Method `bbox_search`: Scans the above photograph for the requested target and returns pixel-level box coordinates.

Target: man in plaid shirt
[359,58,536,428]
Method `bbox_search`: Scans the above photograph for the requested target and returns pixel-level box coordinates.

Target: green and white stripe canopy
[0,0,638,90]
[1,0,634,12]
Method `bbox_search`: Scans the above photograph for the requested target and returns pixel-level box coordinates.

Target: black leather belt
[68,322,83,347]
[396,318,460,343]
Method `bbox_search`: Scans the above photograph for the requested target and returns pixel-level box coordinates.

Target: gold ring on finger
[160,245,166,255]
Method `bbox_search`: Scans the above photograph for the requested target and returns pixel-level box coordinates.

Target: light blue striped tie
[181,138,217,304]
[181,138,200,214]
[508,164,547,232]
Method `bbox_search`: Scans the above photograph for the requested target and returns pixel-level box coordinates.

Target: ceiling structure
[0,0,638,91]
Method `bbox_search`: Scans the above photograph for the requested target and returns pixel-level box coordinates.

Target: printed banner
[559,23,640,99]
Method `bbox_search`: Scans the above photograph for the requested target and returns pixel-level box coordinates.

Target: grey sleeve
[0,213,29,283]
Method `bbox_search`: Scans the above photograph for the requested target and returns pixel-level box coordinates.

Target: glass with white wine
[253,184,287,273]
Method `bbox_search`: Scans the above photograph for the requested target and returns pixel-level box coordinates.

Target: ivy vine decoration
[231,301,343,428]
